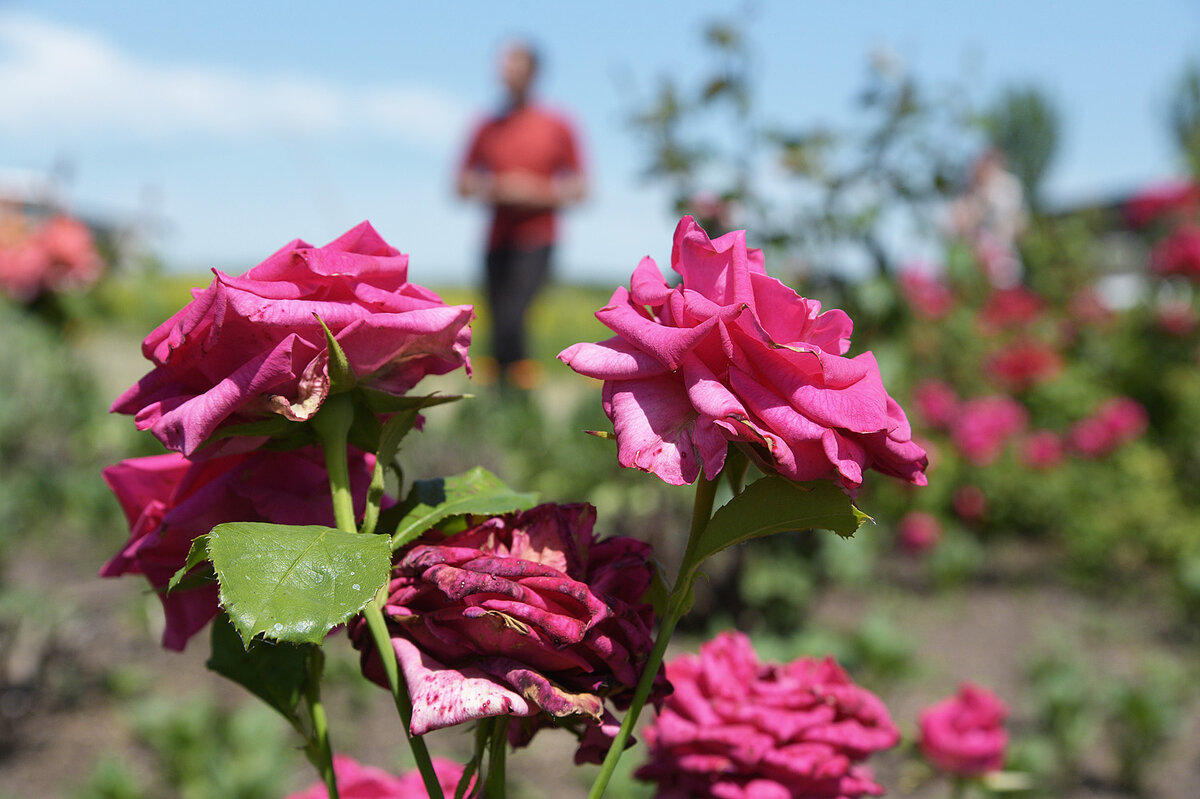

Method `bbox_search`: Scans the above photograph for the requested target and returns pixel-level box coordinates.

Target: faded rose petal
[286,755,472,799]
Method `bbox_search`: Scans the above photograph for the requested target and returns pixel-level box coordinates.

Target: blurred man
[457,40,587,388]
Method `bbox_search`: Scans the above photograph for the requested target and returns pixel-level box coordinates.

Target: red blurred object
[1124,179,1200,229]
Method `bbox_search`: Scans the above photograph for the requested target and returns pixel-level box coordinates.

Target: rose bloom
[286,755,471,799]
[912,379,960,431]
[950,396,1028,466]
[896,511,942,555]
[898,266,955,320]
[1151,225,1200,280]
[39,215,103,291]
[112,222,473,456]
[918,683,1009,776]
[101,447,375,650]
[350,503,664,763]
[559,216,927,491]
[977,287,1043,333]
[984,339,1062,392]
[636,631,900,799]
[1124,178,1200,229]
[952,485,988,523]
[1068,397,1149,458]
[1019,429,1066,470]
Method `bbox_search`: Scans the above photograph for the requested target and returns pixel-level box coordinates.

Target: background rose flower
[635,630,900,799]
[977,286,1043,333]
[351,503,663,763]
[559,216,927,491]
[1068,397,1149,458]
[286,755,471,799]
[898,266,955,319]
[101,447,375,650]
[896,511,942,555]
[912,379,961,431]
[1124,178,1200,228]
[984,339,1063,392]
[1019,429,1066,470]
[112,221,473,456]
[1151,225,1200,280]
[950,396,1028,466]
[919,683,1009,776]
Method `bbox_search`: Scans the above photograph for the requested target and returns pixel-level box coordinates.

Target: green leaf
[316,315,355,393]
[358,387,466,415]
[206,522,392,646]
[206,612,309,724]
[683,477,869,584]
[168,534,213,592]
[381,467,539,551]
[203,416,294,443]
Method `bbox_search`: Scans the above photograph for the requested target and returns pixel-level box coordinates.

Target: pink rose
[912,379,961,431]
[100,447,376,650]
[559,216,927,491]
[950,396,1027,466]
[1019,430,1065,470]
[977,287,1043,333]
[896,511,942,555]
[286,755,472,799]
[636,631,900,799]
[898,267,955,320]
[984,339,1062,392]
[918,683,1009,776]
[1124,179,1200,228]
[952,485,988,522]
[39,215,102,291]
[112,222,473,456]
[1068,397,1148,458]
[1151,225,1200,280]
[350,503,664,763]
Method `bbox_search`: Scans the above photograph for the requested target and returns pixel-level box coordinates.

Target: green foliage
[72,757,146,799]
[205,613,310,724]
[1168,61,1200,178]
[983,85,1061,208]
[176,522,391,647]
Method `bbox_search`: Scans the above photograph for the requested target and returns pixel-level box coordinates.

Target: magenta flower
[950,396,1028,466]
[896,511,942,555]
[984,340,1062,392]
[1068,397,1148,458]
[100,447,375,650]
[977,287,1043,333]
[285,755,472,799]
[1019,430,1066,470]
[1124,178,1200,228]
[1151,225,1200,280]
[112,222,473,456]
[898,266,955,320]
[559,216,927,491]
[636,631,899,799]
[918,683,1009,776]
[350,503,664,763]
[912,379,960,431]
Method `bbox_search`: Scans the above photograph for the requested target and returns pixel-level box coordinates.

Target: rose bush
[112,221,473,456]
[559,216,927,491]
[950,396,1028,466]
[635,630,900,799]
[350,503,664,762]
[286,755,471,799]
[101,447,375,650]
[918,683,1009,776]
[1068,397,1148,458]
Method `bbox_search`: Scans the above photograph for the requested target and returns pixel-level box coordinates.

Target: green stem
[303,648,340,799]
[484,717,508,798]
[949,777,968,799]
[587,475,720,799]
[312,393,443,799]
[312,393,357,532]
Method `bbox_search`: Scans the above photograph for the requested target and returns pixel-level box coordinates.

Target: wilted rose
[351,503,664,763]
[286,755,472,799]
[100,447,375,650]
[112,222,473,456]
[559,216,927,491]
[919,683,1009,776]
[636,630,900,799]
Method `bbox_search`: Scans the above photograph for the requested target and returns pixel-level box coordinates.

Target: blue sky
[2,1,1198,284]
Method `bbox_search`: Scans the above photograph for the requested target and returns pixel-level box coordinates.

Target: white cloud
[0,13,471,146]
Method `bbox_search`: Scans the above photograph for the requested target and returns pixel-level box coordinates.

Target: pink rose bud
[559,216,927,491]
[636,630,900,798]
[350,503,665,764]
[112,222,473,456]
[919,683,1009,776]
[285,755,472,799]
[100,447,376,650]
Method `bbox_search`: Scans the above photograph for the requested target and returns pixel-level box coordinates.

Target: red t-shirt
[461,104,583,251]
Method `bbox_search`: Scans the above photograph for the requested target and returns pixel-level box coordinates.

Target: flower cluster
[560,216,927,492]
[636,631,900,798]
[0,213,102,301]
[350,503,664,763]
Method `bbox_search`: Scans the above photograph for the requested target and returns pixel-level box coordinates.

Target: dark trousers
[485,245,552,368]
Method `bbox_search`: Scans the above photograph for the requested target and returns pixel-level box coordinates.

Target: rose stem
[483,716,508,798]
[313,393,445,799]
[302,646,340,799]
[587,474,720,799]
